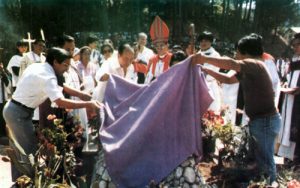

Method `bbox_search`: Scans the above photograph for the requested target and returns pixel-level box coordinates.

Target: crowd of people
[0,16,299,187]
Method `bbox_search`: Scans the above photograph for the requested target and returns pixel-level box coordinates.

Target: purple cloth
[99,57,213,187]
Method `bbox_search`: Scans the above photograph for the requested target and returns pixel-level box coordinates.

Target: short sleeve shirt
[13,63,64,108]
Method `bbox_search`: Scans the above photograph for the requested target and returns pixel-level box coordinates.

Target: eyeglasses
[62,62,70,67]
[154,43,166,49]
[103,50,112,54]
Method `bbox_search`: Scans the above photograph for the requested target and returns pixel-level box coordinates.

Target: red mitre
[149,16,169,44]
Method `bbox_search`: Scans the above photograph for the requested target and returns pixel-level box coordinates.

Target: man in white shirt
[93,43,136,102]
[136,33,154,83]
[3,47,101,180]
[136,33,154,65]
[19,38,46,124]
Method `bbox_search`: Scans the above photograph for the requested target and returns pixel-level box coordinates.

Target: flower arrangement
[201,107,247,165]
[13,112,86,187]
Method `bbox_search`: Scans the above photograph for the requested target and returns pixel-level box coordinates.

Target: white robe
[198,47,222,112]
[221,70,240,124]
[277,55,300,160]
[64,60,88,134]
[7,55,22,87]
[264,59,281,107]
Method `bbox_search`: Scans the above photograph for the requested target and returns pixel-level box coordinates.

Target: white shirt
[7,54,23,87]
[93,57,136,102]
[13,63,64,108]
[64,59,81,90]
[137,46,154,65]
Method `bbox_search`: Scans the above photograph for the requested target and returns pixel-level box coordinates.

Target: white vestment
[277,55,300,160]
[198,47,222,112]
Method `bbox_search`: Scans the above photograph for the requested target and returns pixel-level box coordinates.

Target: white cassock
[277,55,300,160]
[64,60,88,134]
[264,59,281,107]
[198,47,222,112]
[221,70,240,124]
[7,54,23,88]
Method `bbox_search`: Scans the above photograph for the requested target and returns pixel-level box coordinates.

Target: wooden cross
[23,32,35,52]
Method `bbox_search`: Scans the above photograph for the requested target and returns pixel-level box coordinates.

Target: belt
[11,99,35,112]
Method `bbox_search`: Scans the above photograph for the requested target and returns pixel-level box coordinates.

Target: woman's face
[80,49,91,64]
[103,47,112,59]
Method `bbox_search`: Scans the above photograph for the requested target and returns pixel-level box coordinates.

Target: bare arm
[100,73,110,81]
[203,67,239,84]
[192,54,241,72]
[63,84,91,101]
[54,98,102,109]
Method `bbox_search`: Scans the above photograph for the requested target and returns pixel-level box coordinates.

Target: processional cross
[22,32,35,52]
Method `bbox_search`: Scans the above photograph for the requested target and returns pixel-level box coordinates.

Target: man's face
[292,38,300,56]
[54,58,71,75]
[33,41,45,54]
[119,49,134,68]
[89,41,97,49]
[63,41,75,56]
[199,39,212,51]
[154,42,168,56]
[138,36,147,46]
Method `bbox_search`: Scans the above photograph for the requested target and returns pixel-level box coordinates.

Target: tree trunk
[246,0,253,22]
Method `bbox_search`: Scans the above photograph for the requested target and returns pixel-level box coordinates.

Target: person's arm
[63,84,91,101]
[54,97,102,109]
[192,53,241,72]
[202,67,239,84]
[0,63,10,86]
[100,73,110,81]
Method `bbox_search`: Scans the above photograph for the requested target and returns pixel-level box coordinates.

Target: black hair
[197,31,214,43]
[79,46,91,56]
[46,47,72,65]
[15,40,27,55]
[86,35,99,45]
[57,34,75,47]
[33,38,45,45]
[170,50,187,66]
[294,33,300,40]
[172,45,183,51]
[236,33,263,57]
[101,43,114,54]
[16,40,27,47]
[118,43,133,55]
